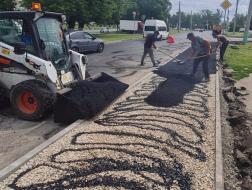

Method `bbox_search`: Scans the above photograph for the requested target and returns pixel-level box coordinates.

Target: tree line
[0,0,171,29]
[169,9,222,29]
[0,0,248,32]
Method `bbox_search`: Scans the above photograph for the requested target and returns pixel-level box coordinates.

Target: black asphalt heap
[54,73,129,123]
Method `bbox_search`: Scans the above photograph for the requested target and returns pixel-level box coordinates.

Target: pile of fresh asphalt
[54,73,129,124]
[221,65,252,190]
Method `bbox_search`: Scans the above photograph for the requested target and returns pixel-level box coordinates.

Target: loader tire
[10,80,56,121]
[0,86,8,108]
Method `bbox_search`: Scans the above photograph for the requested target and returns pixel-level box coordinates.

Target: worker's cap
[187,32,194,39]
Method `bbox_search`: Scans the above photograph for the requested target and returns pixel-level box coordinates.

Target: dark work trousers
[192,55,210,79]
[220,42,229,61]
[141,48,156,66]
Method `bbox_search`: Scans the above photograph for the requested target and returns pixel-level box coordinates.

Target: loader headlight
[82,55,88,65]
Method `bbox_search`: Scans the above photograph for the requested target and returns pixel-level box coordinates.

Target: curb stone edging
[215,65,224,190]
[0,120,85,182]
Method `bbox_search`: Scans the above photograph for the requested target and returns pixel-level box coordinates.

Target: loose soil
[221,68,252,190]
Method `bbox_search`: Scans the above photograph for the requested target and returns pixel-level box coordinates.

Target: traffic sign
[221,0,232,10]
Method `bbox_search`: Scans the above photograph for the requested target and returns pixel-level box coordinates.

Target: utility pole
[243,0,252,44]
[227,8,230,32]
[233,0,239,35]
[190,10,193,30]
[223,9,227,34]
[178,1,181,32]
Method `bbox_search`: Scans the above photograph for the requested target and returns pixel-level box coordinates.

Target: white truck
[119,20,142,32]
[144,19,169,40]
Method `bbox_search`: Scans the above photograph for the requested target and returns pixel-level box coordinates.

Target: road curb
[0,45,189,183]
[215,65,224,190]
[105,39,143,44]
[0,120,86,181]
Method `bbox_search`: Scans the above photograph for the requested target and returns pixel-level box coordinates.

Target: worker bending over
[216,35,229,62]
[186,32,211,82]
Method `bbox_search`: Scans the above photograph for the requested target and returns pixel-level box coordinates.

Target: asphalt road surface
[0,31,213,171]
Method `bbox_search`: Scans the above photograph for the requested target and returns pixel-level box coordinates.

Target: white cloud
[170,0,250,17]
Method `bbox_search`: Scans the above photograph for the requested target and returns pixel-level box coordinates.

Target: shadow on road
[146,46,216,108]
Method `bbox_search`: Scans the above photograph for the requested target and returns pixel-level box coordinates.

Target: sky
[170,0,250,18]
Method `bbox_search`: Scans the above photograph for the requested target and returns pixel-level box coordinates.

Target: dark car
[66,31,104,53]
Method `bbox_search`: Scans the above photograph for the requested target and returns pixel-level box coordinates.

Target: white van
[144,19,169,40]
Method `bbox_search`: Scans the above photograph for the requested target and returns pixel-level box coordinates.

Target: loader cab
[0,11,69,71]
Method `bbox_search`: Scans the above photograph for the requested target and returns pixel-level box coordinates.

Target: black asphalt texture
[54,73,129,123]
[86,34,190,79]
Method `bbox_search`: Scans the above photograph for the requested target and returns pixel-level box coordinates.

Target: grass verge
[95,29,188,42]
[225,32,244,38]
[95,33,142,42]
[225,43,252,80]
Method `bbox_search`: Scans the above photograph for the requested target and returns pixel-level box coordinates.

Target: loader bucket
[53,72,129,124]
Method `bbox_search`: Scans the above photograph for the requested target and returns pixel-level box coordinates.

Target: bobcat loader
[0,5,128,123]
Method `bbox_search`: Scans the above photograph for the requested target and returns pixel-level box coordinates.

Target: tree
[169,9,222,30]
[112,0,133,29]
[0,0,16,11]
[229,14,246,32]
[21,0,172,28]
[137,0,171,20]
[86,0,115,25]
[22,0,87,29]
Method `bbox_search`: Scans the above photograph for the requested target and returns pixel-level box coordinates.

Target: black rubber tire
[0,86,8,108]
[10,80,56,121]
[71,47,79,53]
[97,43,104,53]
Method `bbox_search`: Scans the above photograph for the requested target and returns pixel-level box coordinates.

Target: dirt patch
[221,69,252,189]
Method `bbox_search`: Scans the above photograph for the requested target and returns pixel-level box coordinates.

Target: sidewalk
[1,49,217,190]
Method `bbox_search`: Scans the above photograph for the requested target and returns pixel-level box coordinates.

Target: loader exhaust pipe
[53,72,129,124]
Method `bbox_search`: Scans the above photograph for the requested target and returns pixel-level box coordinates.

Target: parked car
[100,27,109,33]
[66,31,104,53]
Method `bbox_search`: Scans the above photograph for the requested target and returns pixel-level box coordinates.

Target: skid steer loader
[0,6,128,123]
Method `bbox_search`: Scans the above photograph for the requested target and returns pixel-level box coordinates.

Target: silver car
[67,31,104,53]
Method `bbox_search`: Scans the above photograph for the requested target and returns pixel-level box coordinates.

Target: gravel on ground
[1,47,217,190]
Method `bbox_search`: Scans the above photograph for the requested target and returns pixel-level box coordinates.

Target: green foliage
[0,0,16,11]
[21,0,171,28]
[22,0,87,28]
[169,9,222,29]
[229,14,246,32]
[95,33,142,42]
[122,0,171,21]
